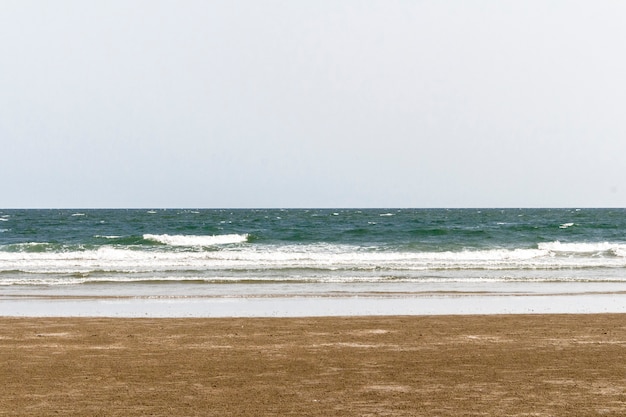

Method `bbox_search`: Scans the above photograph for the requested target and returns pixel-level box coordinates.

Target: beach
[2,314,626,416]
[3,209,626,414]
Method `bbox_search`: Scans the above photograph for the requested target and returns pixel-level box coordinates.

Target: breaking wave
[142,233,249,246]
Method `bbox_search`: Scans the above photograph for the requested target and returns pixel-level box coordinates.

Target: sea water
[2,208,626,316]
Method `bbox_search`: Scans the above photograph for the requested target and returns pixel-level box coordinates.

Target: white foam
[3,241,626,284]
[143,233,248,246]
[538,241,625,254]
[559,222,574,229]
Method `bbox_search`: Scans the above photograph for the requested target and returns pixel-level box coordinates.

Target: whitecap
[559,222,574,229]
[143,233,248,246]
[538,241,626,256]
[71,213,85,217]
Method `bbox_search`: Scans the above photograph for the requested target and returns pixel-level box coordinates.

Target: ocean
[2,208,626,316]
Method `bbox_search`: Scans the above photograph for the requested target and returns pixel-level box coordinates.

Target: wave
[0,233,251,253]
[538,241,626,256]
[0,242,68,253]
[143,233,249,246]
[93,235,149,246]
[2,241,626,277]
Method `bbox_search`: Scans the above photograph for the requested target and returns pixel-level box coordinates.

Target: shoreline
[2,292,626,317]
[2,314,626,416]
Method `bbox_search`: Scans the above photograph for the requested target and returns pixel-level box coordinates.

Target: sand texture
[1,314,626,416]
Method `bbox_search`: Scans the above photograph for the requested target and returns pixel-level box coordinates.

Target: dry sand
[1,314,626,416]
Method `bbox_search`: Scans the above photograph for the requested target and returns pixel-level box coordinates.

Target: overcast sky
[1,1,625,208]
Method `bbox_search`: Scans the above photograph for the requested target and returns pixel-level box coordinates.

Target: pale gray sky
[1,1,625,208]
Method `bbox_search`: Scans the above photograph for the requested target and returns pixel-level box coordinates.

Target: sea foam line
[3,243,626,275]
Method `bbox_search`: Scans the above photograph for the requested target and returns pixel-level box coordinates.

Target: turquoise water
[2,209,626,298]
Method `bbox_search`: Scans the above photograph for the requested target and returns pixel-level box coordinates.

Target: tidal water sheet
[1,209,626,316]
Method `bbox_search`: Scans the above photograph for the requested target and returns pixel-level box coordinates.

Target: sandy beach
[2,314,626,416]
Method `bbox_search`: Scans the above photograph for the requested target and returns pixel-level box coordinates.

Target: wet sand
[2,314,626,416]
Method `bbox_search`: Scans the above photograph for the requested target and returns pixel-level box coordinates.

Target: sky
[1,1,626,208]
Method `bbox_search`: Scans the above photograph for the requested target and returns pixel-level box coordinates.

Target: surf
[142,233,249,246]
